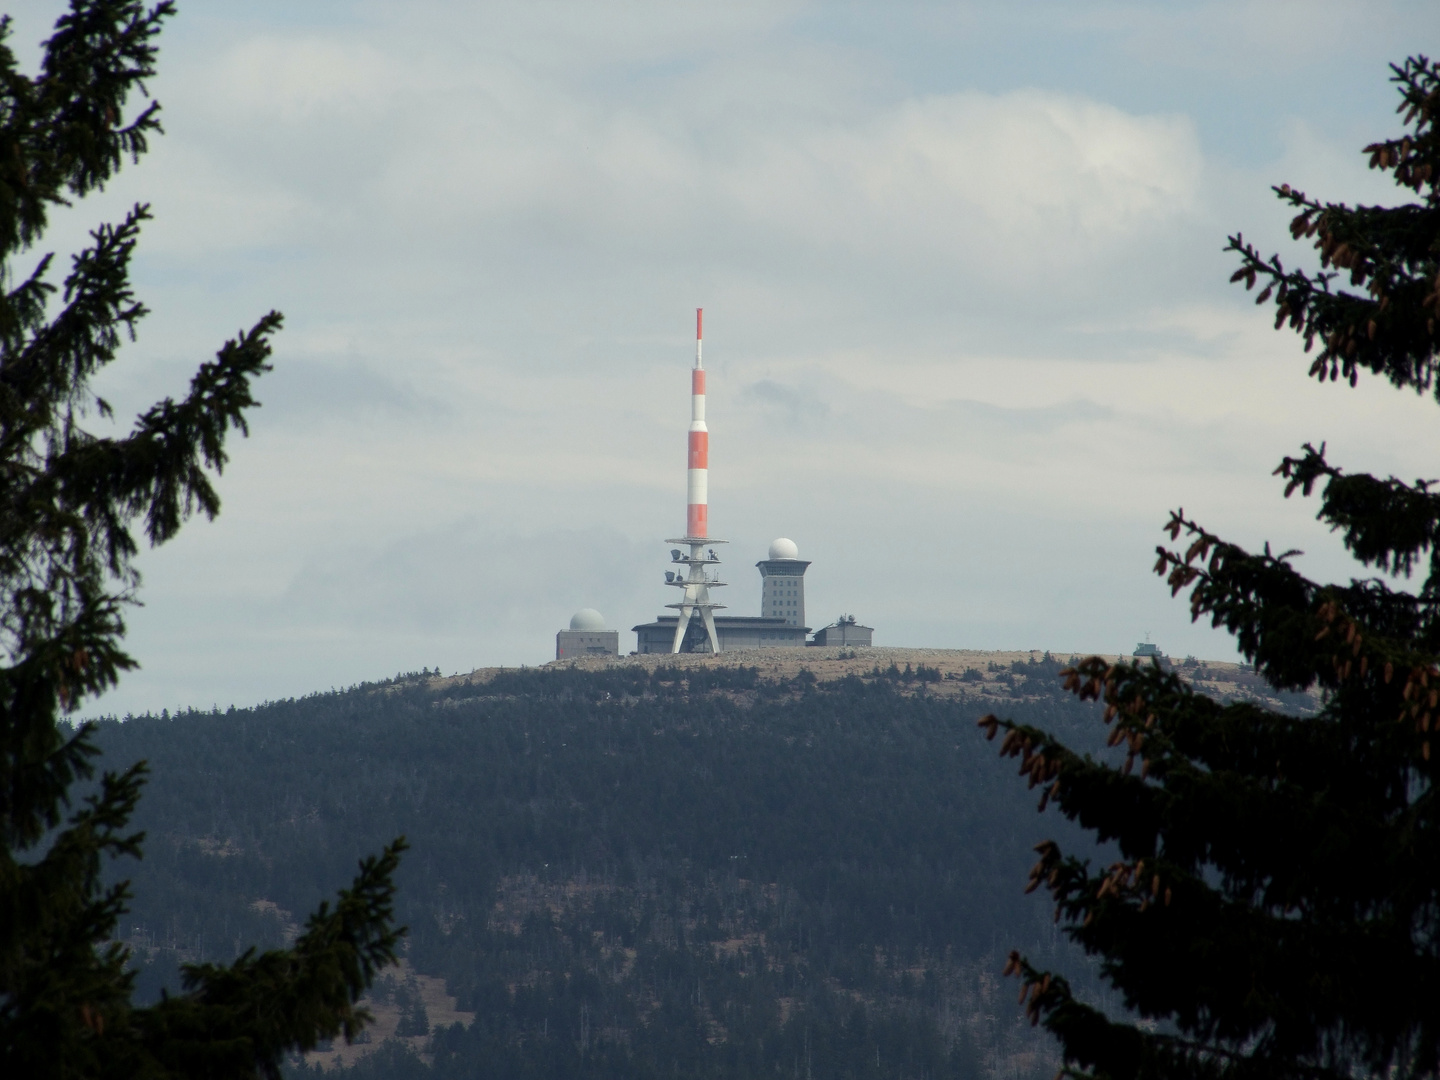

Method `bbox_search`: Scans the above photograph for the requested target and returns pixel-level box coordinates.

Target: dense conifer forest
[86,659,1128,1079]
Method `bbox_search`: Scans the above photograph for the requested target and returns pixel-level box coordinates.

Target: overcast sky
[10,1,1434,714]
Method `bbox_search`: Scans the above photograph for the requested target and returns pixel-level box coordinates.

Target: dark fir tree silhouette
[0,4,405,1077]
[981,57,1440,1080]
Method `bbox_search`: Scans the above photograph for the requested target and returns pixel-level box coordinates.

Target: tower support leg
[671,604,694,653]
[700,605,721,654]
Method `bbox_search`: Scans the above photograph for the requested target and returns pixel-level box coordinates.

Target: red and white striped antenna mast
[665,307,726,653]
[687,307,707,539]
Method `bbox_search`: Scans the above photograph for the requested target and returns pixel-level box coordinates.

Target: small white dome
[569,608,606,631]
[768,537,800,560]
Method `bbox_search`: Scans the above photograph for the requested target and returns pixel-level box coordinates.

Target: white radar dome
[768,537,800,560]
[569,608,606,631]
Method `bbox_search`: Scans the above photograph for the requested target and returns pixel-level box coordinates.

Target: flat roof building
[633,615,808,654]
[810,618,873,648]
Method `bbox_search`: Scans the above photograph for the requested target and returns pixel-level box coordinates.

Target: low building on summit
[634,615,808,654]
[556,609,619,660]
[810,616,873,648]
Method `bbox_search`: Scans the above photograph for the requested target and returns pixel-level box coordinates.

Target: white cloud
[739,89,1201,268]
[145,22,1203,296]
[207,36,404,123]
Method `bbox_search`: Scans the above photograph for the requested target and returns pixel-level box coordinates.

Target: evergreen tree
[983,56,1440,1080]
[0,3,405,1076]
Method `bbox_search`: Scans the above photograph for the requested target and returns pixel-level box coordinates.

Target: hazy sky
[11,1,1434,714]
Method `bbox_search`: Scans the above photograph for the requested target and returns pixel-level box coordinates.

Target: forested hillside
[88,659,1127,1079]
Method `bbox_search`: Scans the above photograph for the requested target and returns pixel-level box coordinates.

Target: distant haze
[9,0,1431,714]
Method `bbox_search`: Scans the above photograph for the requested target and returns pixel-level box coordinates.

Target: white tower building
[757,537,810,627]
